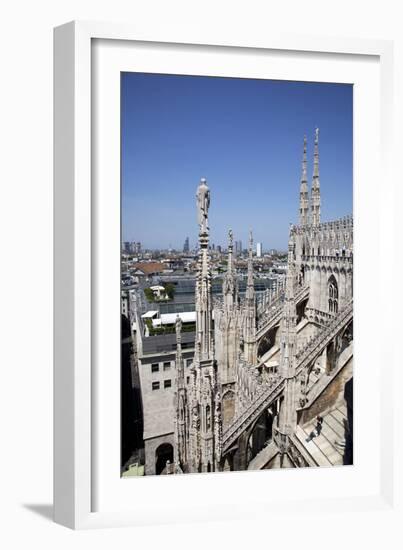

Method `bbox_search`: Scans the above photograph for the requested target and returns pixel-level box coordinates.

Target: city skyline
[122,238,273,254]
[122,73,352,250]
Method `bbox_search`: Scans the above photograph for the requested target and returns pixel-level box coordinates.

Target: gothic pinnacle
[313,127,320,184]
[227,229,233,272]
[246,230,254,299]
[311,128,321,226]
[299,135,309,226]
[301,135,307,184]
[195,177,213,360]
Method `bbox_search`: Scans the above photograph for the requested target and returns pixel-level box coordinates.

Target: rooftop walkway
[295,403,348,467]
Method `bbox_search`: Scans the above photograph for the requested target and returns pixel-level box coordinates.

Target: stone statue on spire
[196,177,210,234]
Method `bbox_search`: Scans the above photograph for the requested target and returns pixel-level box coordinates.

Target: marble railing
[256,283,285,316]
[222,299,353,453]
[256,284,309,337]
[295,300,353,374]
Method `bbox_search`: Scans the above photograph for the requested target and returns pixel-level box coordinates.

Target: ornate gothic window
[328,275,338,314]
[206,405,211,430]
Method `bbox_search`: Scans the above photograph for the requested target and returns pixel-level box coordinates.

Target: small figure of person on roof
[305,415,324,442]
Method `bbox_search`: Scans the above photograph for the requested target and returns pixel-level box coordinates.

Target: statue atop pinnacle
[196,177,210,234]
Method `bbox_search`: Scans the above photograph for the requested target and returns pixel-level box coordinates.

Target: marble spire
[299,135,310,226]
[311,128,321,226]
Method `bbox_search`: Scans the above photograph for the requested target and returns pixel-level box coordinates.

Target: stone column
[233,431,249,471]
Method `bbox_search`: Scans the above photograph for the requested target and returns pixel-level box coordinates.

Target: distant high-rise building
[256,242,262,257]
[235,240,243,257]
[183,236,190,253]
[123,241,142,254]
[128,241,141,254]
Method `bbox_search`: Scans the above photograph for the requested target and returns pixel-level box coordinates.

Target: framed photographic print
[54,21,395,529]
[120,74,354,476]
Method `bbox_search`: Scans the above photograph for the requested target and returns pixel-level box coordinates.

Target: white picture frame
[54,21,396,530]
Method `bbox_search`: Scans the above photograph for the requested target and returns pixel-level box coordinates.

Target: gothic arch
[246,408,274,466]
[222,453,234,471]
[222,387,235,400]
[341,320,353,344]
[205,404,211,430]
[328,274,339,314]
[155,443,174,475]
[257,325,279,358]
[222,388,236,428]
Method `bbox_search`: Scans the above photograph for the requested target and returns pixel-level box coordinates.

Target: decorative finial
[228,228,233,245]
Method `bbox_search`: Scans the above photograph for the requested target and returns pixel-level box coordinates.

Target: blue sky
[121,73,352,251]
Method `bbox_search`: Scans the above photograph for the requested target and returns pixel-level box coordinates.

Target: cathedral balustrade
[293,215,353,236]
[295,300,353,374]
[298,339,353,411]
[222,376,284,452]
[257,303,283,331]
[256,285,309,337]
[256,283,285,316]
[305,308,334,326]
[294,284,310,302]
[301,254,353,267]
[257,290,284,318]
[221,300,353,453]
